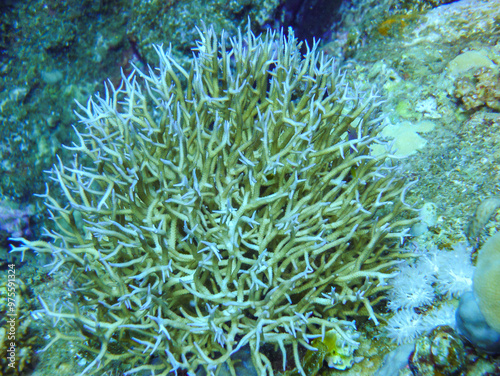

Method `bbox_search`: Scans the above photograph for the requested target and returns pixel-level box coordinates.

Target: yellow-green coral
[13,25,414,376]
[320,328,358,370]
[279,327,358,375]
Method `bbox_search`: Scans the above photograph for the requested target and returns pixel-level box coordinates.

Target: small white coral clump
[385,309,424,345]
[384,243,474,344]
[387,258,435,311]
[434,243,475,298]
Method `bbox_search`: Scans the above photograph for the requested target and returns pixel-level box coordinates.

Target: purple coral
[0,200,35,240]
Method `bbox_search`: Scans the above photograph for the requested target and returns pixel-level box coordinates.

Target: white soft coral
[385,309,425,345]
[434,243,474,298]
[387,260,436,311]
[388,243,474,307]
[421,303,456,332]
[384,242,475,344]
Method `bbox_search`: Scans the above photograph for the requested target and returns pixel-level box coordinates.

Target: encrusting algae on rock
[12,25,415,375]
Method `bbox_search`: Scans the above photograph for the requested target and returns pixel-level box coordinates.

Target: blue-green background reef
[0,0,303,202]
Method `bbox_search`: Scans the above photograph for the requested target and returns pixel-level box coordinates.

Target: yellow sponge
[473,231,500,332]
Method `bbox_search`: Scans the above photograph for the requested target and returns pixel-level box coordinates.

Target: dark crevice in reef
[277,0,344,50]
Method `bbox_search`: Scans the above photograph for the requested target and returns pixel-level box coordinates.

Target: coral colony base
[12,26,415,375]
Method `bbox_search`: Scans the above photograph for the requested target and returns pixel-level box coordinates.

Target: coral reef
[0,0,285,201]
[384,243,474,344]
[390,0,456,13]
[128,0,281,64]
[0,0,129,200]
[385,308,425,345]
[377,14,420,38]
[454,67,500,111]
[408,325,466,376]
[407,0,500,46]
[387,262,435,311]
[12,26,414,375]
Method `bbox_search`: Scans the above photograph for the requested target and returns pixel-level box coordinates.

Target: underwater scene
[0,0,499,375]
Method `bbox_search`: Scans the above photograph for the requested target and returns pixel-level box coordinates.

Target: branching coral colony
[13,25,415,376]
